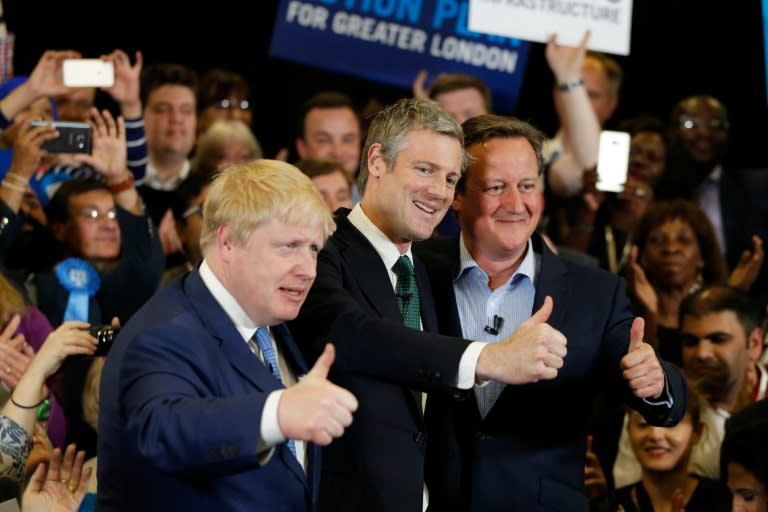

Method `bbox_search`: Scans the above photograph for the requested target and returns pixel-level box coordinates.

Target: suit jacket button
[413,432,427,444]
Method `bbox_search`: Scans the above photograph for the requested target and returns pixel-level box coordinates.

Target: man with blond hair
[98,160,358,511]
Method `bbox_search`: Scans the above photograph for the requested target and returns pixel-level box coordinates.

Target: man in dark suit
[288,98,570,512]
[413,114,688,512]
[97,160,358,512]
[663,95,767,305]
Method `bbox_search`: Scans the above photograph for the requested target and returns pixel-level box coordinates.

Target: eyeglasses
[182,204,203,219]
[212,98,251,112]
[679,116,729,132]
[77,207,118,221]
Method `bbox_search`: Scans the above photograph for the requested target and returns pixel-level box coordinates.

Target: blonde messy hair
[199,159,335,252]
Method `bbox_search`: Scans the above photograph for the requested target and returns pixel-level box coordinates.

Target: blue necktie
[254,327,297,458]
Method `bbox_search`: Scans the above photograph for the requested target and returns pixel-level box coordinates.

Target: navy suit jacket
[287,209,472,512]
[97,268,320,512]
[414,233,688,512]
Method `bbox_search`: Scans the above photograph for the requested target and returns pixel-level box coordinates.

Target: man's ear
[295,137,307,160]
[748,326,765,363]
[367,143,384,178]
[216,224,233,262]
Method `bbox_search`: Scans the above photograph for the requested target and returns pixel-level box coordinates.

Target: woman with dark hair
[625,197,763,366]
[721,413,768,512]
[591,383,731,512]
[625,199,729,365]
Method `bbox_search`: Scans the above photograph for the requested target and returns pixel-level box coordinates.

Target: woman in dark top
[591,385,730,512]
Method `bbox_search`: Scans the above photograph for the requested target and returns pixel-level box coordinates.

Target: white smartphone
[62,59,114,88]
[595,130,630,193]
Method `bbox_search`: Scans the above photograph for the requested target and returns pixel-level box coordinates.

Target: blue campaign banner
[269,0,531,113]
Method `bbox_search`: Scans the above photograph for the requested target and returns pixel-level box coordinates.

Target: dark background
[4,1,768,169]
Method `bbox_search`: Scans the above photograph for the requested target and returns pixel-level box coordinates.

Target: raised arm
[546,31,601,197]
[0,50,81,123]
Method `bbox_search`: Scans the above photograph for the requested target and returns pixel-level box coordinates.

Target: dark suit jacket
[287,209,473,512]
[97,268,320,512]
[721,168,768,306]
[414,233,688,512]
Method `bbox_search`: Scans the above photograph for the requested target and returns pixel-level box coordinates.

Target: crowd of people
[0,31,764,512]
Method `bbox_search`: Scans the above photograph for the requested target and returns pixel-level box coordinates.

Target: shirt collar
[456,233,536,286]
[705,164,723,183]
[348,203,414,275]
[199,259,259,342]
[143,160,191,191]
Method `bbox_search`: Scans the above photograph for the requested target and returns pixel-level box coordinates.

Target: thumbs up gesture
[279,343,358,446]
[620,317,665,399]
[477,296,568,384]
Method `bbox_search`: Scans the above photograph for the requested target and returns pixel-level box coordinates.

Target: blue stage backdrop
[269,0,531,113]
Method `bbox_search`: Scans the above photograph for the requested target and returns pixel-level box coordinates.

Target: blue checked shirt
[454,234,539,417]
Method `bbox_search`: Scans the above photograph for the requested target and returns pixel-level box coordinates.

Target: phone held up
[595,130,631,193]
[30,121,92,154]
[62,59,115,88]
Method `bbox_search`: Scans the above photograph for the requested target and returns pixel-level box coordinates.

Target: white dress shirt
[199,260,306,471]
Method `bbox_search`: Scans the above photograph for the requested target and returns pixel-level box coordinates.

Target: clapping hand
[22,444,91,512]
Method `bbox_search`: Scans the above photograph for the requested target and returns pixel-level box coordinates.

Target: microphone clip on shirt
[484,315,504,336]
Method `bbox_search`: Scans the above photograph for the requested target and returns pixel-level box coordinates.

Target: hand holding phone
[595,130,630,193]
[30,121,92,154]
[62,59,115,88]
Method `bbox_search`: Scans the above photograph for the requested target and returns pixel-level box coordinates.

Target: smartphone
[30,121,92,153]
[62,59,114,88]
[595,130,630,193]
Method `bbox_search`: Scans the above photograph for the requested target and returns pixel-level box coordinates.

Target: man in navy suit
[97,160,358,512]
[288,98,570,512]
[414,114,688,511]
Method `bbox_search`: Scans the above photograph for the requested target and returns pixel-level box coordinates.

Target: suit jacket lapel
[335,215,403,321]
[184,270,279,391]
[184,270,309,487]
[270,324,312,484]
[530,233,569,328]
[334,213,425,418]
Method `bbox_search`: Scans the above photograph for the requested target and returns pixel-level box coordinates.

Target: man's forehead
[682,310,743,333]
[70,190,114,206]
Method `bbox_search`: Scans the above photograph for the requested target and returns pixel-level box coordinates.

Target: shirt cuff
[260,390,287,446]
[642,371,674,408]
[457,341,488,389]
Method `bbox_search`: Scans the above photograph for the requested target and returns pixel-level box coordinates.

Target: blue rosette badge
[55,258,101,322]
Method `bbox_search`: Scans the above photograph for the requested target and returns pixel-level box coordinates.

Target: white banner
[467,0,633,55]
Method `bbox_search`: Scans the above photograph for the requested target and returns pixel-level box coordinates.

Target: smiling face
[361,129,462,252]
[627,409,700,474]
[674,97,728,166]
[297,106,361,177]
[455,136,543,263]
[220,218,323,326]
[55,189,121,262]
